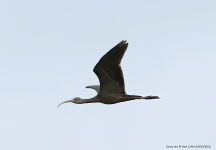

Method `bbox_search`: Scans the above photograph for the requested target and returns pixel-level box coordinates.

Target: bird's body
[58,40,159,107]
[85,85,143,104]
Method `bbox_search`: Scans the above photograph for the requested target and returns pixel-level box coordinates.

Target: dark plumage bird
[58,40,159,106]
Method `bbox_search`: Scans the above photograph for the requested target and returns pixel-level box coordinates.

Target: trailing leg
[141,95,160,100]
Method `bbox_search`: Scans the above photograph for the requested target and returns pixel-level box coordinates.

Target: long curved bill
[58,100,73,107]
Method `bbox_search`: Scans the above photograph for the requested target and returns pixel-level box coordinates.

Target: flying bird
[58,40,159,107]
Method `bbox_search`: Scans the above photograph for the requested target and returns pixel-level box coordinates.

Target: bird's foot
[142,95,160,100]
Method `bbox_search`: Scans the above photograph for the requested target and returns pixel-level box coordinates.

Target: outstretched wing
[86,85,100,93]
[93,40,128,94]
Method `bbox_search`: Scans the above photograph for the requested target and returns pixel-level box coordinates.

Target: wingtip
[121,40,127,43]
[119,40,128,46]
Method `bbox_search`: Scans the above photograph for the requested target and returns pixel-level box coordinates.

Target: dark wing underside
[93,40,128,94]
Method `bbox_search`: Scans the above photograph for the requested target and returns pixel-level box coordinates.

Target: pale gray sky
[0,0,215,150]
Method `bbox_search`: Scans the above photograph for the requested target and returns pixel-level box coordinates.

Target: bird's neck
[80,96,100,104]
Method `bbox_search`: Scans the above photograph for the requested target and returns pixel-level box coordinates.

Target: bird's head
[58,97,82,107]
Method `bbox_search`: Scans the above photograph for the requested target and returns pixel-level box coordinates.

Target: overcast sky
[0,0,215,150]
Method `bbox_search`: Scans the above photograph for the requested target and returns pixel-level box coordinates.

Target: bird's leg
[141,95,160,100]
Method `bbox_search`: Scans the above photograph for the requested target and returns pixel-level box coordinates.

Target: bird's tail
[125,95,143,100]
